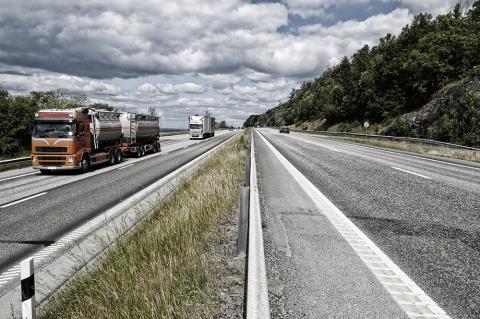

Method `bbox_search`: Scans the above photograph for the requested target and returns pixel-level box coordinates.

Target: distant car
[229,126,234,131]
[279,126,290,133]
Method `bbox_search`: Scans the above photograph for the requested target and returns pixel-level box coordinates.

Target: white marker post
[364,121,369,143]
[20,257,36,319]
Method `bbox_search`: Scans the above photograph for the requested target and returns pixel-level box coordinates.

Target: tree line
[0,90,112,157]
[244,2,480,147]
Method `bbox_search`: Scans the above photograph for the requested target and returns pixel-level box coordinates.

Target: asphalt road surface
[255,128,480,319]
[0,132,233,274]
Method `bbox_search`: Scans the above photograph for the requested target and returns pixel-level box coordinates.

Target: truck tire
[80,156,90,173]
[140,145,146,157]
[152,142,158,153]
[40,169,50,174]
[115,149,122,164]
[136,147,142,158]
[108,150,116,165]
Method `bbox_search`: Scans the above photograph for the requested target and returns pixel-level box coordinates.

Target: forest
[0,90,111,157]
[244,2,480,147]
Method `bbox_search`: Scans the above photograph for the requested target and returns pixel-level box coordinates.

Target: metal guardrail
[292,129,480,152]
[0,156,31,171]
[0,156,31,165]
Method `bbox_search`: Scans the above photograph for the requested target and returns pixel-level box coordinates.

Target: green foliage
[245,1,480,146]
[427,91,480,146]
[0,89,114,156]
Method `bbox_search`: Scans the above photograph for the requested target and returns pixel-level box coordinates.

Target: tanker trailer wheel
[80,155,90,173]
[136,147,142,158]
[140,145,146,157]
[115,149,122,164]
[108,150,116,165]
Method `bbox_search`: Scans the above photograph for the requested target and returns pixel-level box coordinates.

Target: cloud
[281,0,369,18]
[397,0,459,15]
[0,0,288,78]
[136,82,205,95]
[0,0,460,127]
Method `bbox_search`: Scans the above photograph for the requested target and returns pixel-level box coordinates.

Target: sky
[0,0,462,128]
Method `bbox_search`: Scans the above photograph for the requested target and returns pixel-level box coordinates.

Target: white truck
[189,115,215,139]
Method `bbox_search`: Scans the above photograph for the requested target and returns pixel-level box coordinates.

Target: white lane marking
[256,130,450,319]
[118,164,134,170]
[161,152,170,156]
[0,192,47,208]
[392,167,431,180]
[285,133,341,153]
[306,134,480,172]
[0,172,38,182]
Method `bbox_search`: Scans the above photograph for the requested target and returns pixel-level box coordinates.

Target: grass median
[40,130,248,319]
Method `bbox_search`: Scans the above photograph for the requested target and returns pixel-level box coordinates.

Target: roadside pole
[20,258,36,319]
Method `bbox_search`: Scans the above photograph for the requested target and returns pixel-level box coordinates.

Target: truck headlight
[32,156,38,164]
[67,156,74,165]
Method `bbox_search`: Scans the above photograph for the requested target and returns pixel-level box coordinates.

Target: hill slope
[244,2,480,147]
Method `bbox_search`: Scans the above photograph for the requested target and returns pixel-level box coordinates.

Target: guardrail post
[20,257,36,319]
[235,186,250,258]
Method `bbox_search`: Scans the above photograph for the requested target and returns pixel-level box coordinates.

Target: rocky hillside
[391,76,480,146]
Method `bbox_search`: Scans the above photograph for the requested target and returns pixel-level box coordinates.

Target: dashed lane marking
[0,192,47,208]
[0,172,38,182]
[257,131,450,319]
[118,164,134,170]
[392,167,431,180]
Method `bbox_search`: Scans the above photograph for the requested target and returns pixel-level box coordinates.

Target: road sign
[364,121,369,128]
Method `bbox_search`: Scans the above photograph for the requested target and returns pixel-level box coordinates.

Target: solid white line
[118,164,134,170]
[0,172,38,182]
[247,130,271,319]
[256,130,450,319]
[0,192,47,208]
[392,167,431,180]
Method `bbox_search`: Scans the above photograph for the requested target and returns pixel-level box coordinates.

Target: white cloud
[0,0,461,127]
[397,0,459,15]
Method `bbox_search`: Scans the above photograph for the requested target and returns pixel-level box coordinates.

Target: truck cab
[31,108,123,173]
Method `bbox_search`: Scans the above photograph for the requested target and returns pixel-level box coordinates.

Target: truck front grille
[35,147,68,153]
[39,161,64,166]
[38,156,66,161]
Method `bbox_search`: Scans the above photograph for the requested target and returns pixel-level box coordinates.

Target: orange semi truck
[31,107,160,173]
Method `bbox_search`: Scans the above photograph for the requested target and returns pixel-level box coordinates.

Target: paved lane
[257,128,480,319]
[0,133,233,273]
[0,131,230,206]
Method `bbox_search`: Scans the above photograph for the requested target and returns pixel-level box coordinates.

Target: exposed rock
[403,76,480,137]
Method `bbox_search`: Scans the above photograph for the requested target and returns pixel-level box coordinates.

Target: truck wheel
[140,145,146,157]
[80,156,90,173]
[40,169,50,174]
[115,149,122,164]
[108,150,115,165]
[136,147,142,158]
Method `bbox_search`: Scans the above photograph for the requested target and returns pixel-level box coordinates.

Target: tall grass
[336,137,480,163]
[40,131,248,319]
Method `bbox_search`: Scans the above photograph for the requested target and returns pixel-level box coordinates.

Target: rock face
[404,76,480,137]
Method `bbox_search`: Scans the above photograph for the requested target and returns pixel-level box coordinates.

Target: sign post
[363,121,369,143]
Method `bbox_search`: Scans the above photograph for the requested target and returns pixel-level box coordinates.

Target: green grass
[0,150,30,161]
[40,130,248,319]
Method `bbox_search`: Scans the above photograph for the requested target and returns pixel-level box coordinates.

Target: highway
[0,131,233,276]
[254,128,480,319]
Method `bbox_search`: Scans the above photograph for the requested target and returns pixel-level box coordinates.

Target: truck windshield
[33,122,74,137]
[189,124,202,129]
